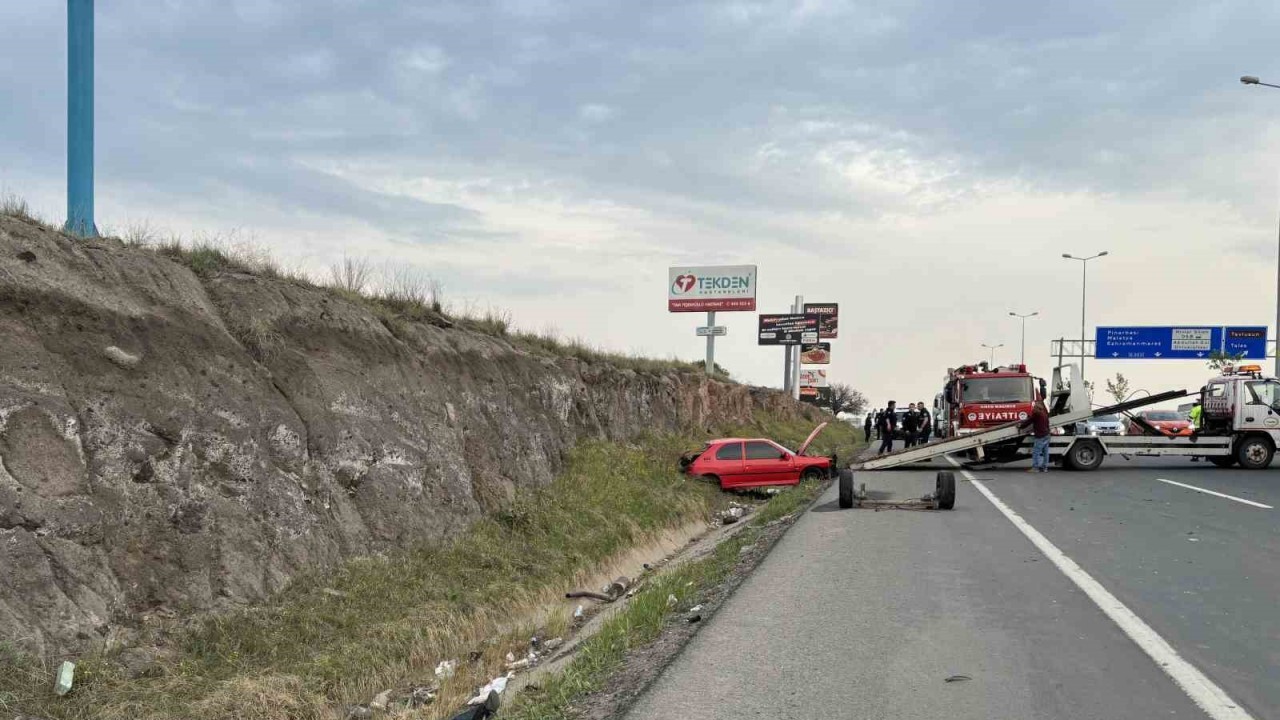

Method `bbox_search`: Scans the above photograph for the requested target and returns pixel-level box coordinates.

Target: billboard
[757,314,819,345]
[799,343,831,365]
[802,303,838,339]
[668,265,757,312]
[799,386,833,407]
[799,369,829,388]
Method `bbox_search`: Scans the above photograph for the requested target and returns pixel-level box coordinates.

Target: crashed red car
[1127,410,1194,437]
[679,423,834,490]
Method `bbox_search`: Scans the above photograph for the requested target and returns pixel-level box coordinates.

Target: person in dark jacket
[877,401,897,454]
[1018,399,1051,472]
[863,412,873,442]
[916,400,932,445]
[902,403,920,448]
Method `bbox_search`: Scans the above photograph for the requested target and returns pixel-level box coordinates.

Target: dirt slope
[0,215,806,657]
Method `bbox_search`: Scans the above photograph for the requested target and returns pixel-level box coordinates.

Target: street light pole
[1009,311,1038,365]
[1061,252,1109,382]
[1239,75,1280,379]
[981,343,1004,367]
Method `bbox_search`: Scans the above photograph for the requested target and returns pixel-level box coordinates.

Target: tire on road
[935,471,956,510]
[1063,439,1104,472]
[838,469,855,509]
[1235,434,1275,470]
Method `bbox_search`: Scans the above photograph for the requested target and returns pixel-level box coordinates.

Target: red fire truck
[938,363,1048,438]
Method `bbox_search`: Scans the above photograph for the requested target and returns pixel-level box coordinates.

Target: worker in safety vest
[1188,400,1203,461]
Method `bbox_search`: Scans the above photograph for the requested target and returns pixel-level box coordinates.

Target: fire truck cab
[940,363,1048,438]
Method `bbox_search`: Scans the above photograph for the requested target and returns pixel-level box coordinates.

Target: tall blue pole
[66,0,96,236]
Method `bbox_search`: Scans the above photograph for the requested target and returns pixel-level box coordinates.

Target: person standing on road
[863,412,873,442]
[1019,398,1051,472]
[902,403,920,448]
[873,408,883,439]
[917,400,932,445]
[877,401,897,454]
[1188,400,1203,461]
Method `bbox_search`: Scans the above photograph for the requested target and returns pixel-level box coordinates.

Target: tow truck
[838,364,1280,509]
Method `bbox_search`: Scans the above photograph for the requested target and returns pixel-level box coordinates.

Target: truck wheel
[1064,440,1104,472]
[1236,435,1274,470]
[838,469,855,509]
[1208,456,1236,468]
[935,471,956,510]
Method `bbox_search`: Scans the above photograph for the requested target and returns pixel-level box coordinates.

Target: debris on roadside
[666,593,678,607]
[716,506,746,525]
[449,689,501,720]
[542,637,564,651]
[573,604,585,621]
[409,685,439,706]
[566,576,632,603]
[435,659,457,679]
[689,604,703,613]
[687,613,702,624]
[54,660,75,696]
[345,705,373,720]
[369,689,392,711]
[944,674,972,683]
[466,673,511,706]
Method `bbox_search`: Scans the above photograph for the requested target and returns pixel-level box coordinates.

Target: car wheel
[935,471,956,510]
[1064,439,1104,471]
[838,469,855,509]
[801,467,824,483]
[1236,435,1274,470]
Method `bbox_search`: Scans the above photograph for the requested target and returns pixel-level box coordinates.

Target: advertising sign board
[799,343,831,364]
[668,265,757,312]
[758,314,819,345]
[799,369,829,388]
[802,303,838,338]
[799,386,833,407]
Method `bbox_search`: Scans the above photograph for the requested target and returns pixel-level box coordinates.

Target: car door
[742,440,794,486]
[709,441,746,487]
[1242,381,1280,431]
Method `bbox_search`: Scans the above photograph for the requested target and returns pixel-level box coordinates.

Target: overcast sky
[5,0,1280,409]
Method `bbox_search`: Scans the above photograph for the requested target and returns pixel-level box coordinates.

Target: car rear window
[1144,411,1183,421]
[715,442,743,461]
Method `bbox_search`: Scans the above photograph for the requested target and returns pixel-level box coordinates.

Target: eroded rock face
[0,216,809,656]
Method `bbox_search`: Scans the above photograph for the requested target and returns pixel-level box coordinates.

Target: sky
[4,0,1280,410]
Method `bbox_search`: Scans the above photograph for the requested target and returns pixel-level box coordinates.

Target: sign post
[66,0,97,237]
[669,265,757,377]
[792,295,803,400]
[1094,326,1269,360]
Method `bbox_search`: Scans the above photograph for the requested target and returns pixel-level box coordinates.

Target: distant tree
[1104,373,1130,405]
[826,383,867,416]
[1206,350,1245,372]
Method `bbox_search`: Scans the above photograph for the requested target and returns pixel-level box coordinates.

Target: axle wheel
[838,469,855,509]
[1064,439,1104,471]
[1236,435,1274,470]
[935,471,956,510]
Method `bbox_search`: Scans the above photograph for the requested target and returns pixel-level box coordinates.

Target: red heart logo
[673,274,696,293]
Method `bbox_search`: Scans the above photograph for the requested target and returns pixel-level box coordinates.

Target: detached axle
[837,469,956,511]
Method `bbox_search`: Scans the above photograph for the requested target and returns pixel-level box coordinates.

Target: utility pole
[981,343,1004,367]
[66,0,97,237]
[792,294,803,400]
[1240,76,1280,378]
[1062,252,1108,381]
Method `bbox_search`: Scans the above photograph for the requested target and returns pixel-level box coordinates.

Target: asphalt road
[626,456,1280,720]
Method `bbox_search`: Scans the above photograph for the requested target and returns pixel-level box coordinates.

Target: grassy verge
[0,416,858,720]
[502,475,834,720]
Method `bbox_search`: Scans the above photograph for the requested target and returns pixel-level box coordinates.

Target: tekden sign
[668,265,758,313]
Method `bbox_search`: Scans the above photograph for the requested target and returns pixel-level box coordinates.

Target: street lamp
[1062,252,1109,382]
[1009,311,1039,365]
[1239,74,1280,378]
[981,343,1004,366]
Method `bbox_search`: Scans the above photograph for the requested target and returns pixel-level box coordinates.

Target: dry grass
[0,192,49,227]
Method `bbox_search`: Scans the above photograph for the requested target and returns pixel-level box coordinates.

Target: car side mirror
[779,452,789,460]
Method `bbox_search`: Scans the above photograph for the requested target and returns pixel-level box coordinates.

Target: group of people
[864,401,933,455]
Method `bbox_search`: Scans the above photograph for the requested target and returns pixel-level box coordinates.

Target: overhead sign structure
[799,369,829,388]
[1095,326,1268,360]
[696,326,728,337]
[758,314,819,345]
[668,265,757,312]
[803,303,838,339]
[800,343,830,365]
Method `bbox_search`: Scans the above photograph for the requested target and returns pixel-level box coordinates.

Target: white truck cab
[1201,365,1280,468]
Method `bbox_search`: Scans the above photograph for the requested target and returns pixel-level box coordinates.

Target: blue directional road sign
[1223,326,1268,359]
[1095,326,1268,360]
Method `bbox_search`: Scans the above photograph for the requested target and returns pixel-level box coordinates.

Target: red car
[1126,410,1193,436]
[679,423,833,490]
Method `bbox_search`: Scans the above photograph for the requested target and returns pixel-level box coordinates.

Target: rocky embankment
[0,215,808,657]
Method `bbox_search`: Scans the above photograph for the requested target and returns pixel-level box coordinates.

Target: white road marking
[947,457,1255,720]
[1155,478,1273,509]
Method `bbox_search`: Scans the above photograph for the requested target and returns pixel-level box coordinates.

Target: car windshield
[1091,415,1120,424]
[1145,411,1184,421]
[960,377,1032,403]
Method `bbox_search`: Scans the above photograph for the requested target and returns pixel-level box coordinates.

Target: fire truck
[937,363,1048,438]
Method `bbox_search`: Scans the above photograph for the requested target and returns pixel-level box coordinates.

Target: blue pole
[66,0,96,236]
